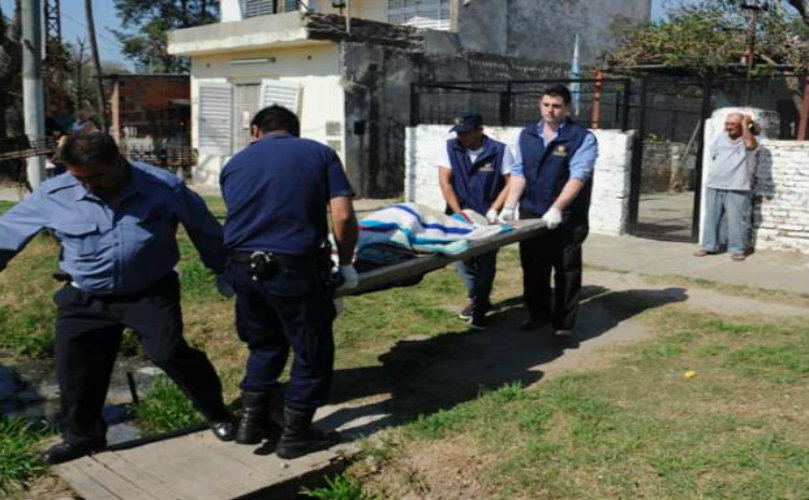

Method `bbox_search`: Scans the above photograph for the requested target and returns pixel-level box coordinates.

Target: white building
[168,0,651,195]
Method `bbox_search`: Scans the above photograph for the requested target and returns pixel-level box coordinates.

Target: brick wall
[752,140,809,253]
[405,125,635,236]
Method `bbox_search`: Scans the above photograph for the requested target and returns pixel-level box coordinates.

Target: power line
[61,9,124,49]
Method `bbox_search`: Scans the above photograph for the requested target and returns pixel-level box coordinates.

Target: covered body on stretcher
[335,203,547,298]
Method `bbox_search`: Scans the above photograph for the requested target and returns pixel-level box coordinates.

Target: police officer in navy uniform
[438,114,514,330]
[221,105,359,459]
[499,85,599,341]
[0,133,236,464]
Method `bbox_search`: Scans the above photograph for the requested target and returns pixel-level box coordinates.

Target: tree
[786,0,809,26]
[112,0,218,73]
[606,0,809,75]
[0,2,22,137]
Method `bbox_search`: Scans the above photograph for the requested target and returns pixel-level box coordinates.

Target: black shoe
[211,419,237,442]
[459,302,474,320]
[40,440,105,465]
[276,407,340,460]
[469,310,487,331]
[553,329,580,347]
[520,317,544,331]
[235,391,282,445]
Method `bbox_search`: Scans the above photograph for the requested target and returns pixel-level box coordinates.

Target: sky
[1,0,674,71]
[1,0,130,68]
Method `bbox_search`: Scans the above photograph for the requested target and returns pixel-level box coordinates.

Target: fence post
[628,77,647,233]
[798,73,809,141]
[591,70,604,129]
[691,79,713,242]
[621,79,631,132]
[410,83,420,127]
[499,83,512,126]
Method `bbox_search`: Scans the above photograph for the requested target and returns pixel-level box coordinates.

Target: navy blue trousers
[226,260,336,412]
[53,272,229,446]
[519,213,589,330]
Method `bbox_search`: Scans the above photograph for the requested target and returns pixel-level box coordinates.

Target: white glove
[215,274,235,298]
[338,264,359,291]
[485,208,499,225]
[542,207,563,230]
[497,206,516,224]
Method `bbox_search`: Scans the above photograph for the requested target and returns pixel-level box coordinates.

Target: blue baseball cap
[449,113,483,133]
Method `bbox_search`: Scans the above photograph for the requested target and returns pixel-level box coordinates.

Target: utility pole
[75,38,86,109]
[44,0,67,117]
[22,0,46,190]
[85,0,108,130]
[742,1,768,105]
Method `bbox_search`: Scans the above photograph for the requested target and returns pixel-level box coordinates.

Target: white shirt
[438,144,516,175]
[707,132,758,191]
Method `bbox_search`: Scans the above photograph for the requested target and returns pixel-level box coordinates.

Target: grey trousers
[701,187,751,255]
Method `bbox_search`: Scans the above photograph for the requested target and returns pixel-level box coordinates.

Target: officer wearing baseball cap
[438,113,515,330]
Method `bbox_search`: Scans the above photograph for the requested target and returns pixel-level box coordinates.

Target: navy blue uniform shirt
[220,133,355,256]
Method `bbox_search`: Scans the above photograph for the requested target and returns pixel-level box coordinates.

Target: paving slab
[585,233,809,296]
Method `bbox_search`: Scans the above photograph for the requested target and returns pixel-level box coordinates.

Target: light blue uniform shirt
[0,162,226,295]
[511,121,598,181]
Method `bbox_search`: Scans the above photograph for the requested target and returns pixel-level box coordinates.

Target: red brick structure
[107,74,191,146]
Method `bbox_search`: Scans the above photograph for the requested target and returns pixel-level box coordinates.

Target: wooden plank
[337,219,546,298]
[93,451,193,500]
[66,457,158,500]
[112,441,234,500]
[164,434,283,493]
[57,459,126,500]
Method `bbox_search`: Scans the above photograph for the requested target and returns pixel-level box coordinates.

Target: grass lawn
[340,307,809,500]
[2,197,808,499]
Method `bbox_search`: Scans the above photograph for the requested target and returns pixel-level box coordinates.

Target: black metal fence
[411,77,633,130]
[0,138,198,186]
[409,73,807,243]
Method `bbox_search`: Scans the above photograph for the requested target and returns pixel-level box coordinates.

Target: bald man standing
[695,112,759,261]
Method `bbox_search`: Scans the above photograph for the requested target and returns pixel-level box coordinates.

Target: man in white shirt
[696,112,759,261]
[437,114,515,330]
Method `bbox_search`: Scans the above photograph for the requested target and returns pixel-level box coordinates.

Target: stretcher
[335,218,547,298]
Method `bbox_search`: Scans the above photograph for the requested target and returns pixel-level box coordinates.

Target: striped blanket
[355,203,512,268]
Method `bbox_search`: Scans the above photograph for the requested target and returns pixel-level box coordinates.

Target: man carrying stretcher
[437,113,516,330]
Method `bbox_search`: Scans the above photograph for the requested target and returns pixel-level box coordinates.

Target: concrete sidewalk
[585,233,809,296]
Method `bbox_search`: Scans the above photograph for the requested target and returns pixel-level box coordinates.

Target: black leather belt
[229,251,318,267]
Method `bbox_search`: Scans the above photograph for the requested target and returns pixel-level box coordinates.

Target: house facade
[168,0,650,195]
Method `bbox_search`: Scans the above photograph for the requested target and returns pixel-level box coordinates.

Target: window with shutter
[259,79,301,115]
[198,82,233,155]
[242,0,276,18]
[388,0,450,30]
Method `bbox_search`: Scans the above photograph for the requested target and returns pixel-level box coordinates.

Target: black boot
[276,407,340,460]
[236,391,280,444]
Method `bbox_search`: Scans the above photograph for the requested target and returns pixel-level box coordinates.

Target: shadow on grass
[319,285,688,437]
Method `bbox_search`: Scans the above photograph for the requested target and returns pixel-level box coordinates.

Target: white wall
[751,140,809,253]
[221,0,242,22]
[405,125,635,236]
[190,44,345,186]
